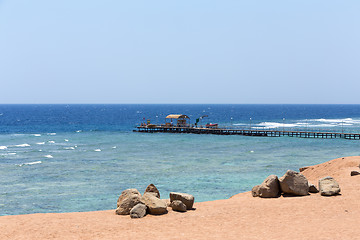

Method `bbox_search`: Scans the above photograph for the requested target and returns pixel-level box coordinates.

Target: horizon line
[0,103,360,105]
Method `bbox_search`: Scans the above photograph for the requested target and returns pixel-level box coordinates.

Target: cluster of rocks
[252,170,341,198]
[115,184,194,218]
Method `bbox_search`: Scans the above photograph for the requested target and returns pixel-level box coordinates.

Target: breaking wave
[17,161,42,167]
[14,144,30,147]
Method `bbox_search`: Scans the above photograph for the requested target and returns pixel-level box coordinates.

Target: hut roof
[165,114,190,119]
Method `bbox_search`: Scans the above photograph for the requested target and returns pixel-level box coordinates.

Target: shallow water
[1,104,360,215]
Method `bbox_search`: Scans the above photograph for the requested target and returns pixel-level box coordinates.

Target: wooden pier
[134,126,360,140]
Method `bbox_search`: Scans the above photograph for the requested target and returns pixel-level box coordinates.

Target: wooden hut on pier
[165,114,190,127]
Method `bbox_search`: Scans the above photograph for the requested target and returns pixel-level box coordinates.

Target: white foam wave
[12,134,25,136]
[308,118,360,125]
[17,161,42,167]
[76,130,82,133]
[14,144,30,147]
[312,118,352,123]
[64,147,75,150]
[48,141,55,144]
[48,133,56,136]
[254,122,299,129]
[94,149,101,152]
[306,124,339,128]
[112,146,117,149]
[0,146,7,150]
[44,155,53,158]
[32,134,41,137]
[0,152,16,156]
[64,139,69,142]
[36,142,45,145]
[253,120,353,129]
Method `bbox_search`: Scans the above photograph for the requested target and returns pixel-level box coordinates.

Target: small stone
[308,183,319,193]
[170,200,187,212]
[279,170,309,196]
[170,192,195,210]
[130,203,147,218]
[351,171,360,176]
[319,176,340,196]
[144,184,160,198]
[299,166,309,172]
[251,185,260,197]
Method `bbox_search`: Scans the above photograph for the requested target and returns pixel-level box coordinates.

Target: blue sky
[0,1,359,104]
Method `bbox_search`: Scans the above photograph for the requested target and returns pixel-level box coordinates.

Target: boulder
[170,192,195,210]
[319,176,340,196]
[142,192,168,215]
[251,185,261,197]
[144,183,160,198]
[351,171,360,176]
[308,183,319,193]
[279,170,309,196]
[115,189,142,215]
[130,203,147,219]
[170,200,187,212]
[251,175,280,198]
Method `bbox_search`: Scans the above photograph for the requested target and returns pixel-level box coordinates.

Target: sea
[1,104,360,216]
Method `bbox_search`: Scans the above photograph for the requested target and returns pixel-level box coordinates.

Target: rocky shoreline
[251,169,343,198]
[115,184,195,218]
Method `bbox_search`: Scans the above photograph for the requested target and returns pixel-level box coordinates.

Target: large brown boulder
[115,189,142,215]
[279,170,309,196]
[319,176,340,196]
[170,192,194,210]
[130,203,147,219]
[141,192,168,215]
[251,175,280,198]
[144,184,160,198]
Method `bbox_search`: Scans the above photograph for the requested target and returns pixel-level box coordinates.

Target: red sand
[2,156,360,240]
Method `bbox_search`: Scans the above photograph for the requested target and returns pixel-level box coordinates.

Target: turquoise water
[1,104,360,215]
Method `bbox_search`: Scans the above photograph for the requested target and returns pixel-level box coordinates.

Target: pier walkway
[134,126,360,140]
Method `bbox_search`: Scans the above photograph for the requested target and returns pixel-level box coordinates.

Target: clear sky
[0,1,359,104]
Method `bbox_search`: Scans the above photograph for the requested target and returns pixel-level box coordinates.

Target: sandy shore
[2,156,360,240]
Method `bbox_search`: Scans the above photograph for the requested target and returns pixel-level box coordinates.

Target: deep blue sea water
[1,104,360,216]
